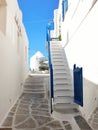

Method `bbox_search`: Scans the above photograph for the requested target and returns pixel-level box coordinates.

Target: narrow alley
[1,74,73,130]
[0,0,98,130]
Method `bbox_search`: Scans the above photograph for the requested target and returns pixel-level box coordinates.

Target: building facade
[53,0,98,120]
[0,0,28,124]
[30,51,46,72]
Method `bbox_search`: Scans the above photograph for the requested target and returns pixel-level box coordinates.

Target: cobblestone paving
[88,107,98,130]
[1,74,73,130]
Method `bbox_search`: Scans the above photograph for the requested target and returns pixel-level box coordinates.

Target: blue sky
[18,0,59,68]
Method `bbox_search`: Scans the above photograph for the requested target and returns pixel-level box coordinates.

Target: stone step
[54,107,79,114]
[53,69,69,74]
[51,52,65,55]
[53,71,69,76]
[51,47,62,50]
[53,73,69,77]
[25,79,43,82]
[52,62,67,66]
[53,63,67,67]
[53,65,69,71]
[53,75,70,81]
[54,84,73,90]
[51,42,61,45]
[52,58,68,66]
[54,83,72,87]
[50,41,61,44]
[54,79,72,85]
[51,48,63,51]
[24,84,44,87]
[51,49,65,53]
[53,65,70,74]
[51,51,65,57]
[53,75,71,80]
[50,46,64,51]
[51,47,64,51]
[52,54,65,58]
[52,62,68,68]
[51,42,61,44]
[54,76,71,81]
[50,42,61,45]
[51,53,65,57]
[52,58,66,62]
[25,81,43,83]
[51,43,61,45]
[52,56,65,60]
[23,89,44,93]
[54,96,74,104]
[51,53,66,57]
[51,44,62,47]
[54,103,78,109]
[52,58,67,63]
[52,57,66,62]
[54,90,74,97]
[51,57,66,60]
[24,85,44,89]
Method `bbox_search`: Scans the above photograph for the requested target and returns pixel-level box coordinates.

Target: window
[62,0,68,21]
[65,0,68,12]
[62,0,65,21]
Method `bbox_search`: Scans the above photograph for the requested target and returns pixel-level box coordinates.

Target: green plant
[39,66,49,71]
[58,34,62,41]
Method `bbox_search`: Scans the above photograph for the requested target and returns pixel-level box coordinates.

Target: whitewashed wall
[56,0,98,119]
[30,57,39,71]
[0,0,28,124]
[80,78,98,119]
[30,52,45,72]
[62,1,98,84]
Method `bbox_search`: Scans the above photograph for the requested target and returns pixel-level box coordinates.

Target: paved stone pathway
[1,74,73,130]
[88,107,98,130]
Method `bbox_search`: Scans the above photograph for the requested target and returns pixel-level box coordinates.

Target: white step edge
[54,84,73,90]
[53,75,71,80]
[54,80,72,84]
[53,103,78,109]
[54,90,74,97]
[54,96,74,104]
[53,70,69,74]
[51,111,80,124]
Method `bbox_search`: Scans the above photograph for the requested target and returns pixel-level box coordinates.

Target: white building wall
[56,0,98,119]
[65,3,98,83]
[30,57,39,71]
[53,9,59,37]
[30,51,45,72]
[50,9,61,39]
[0,0,28,124]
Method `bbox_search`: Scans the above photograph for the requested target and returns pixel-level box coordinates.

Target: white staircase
[50,41,79,119]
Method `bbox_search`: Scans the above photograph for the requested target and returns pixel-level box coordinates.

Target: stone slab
[74,115,92,130]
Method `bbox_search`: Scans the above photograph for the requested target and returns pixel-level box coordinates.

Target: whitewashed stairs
[50,41,79,119]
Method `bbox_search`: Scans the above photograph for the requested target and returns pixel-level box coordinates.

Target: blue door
[73,64,83,106]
